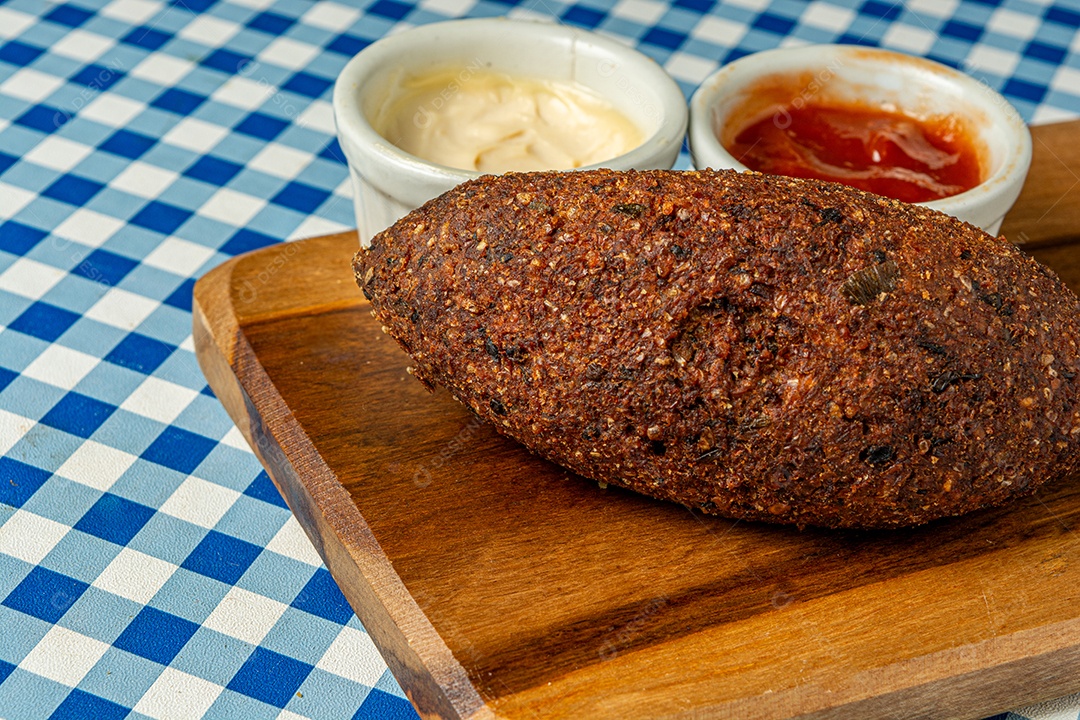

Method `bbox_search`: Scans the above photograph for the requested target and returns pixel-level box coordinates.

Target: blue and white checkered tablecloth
[0,0,1077,719]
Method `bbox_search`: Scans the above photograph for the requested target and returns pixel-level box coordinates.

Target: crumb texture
[355,169,1080,528]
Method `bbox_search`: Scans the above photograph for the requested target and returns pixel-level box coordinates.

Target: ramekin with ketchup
[689,45,1031,235]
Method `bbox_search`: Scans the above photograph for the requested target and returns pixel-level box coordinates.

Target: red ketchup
[726,104,982,203]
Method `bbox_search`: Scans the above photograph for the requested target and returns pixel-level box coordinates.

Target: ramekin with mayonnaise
[333,18,688,247]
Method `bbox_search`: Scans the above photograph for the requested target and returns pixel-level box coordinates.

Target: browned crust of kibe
[354,169,1080,529]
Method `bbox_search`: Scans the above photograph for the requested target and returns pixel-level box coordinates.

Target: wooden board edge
[192,248,494,720]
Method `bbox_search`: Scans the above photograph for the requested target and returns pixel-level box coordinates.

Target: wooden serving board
[194,120,1080,720]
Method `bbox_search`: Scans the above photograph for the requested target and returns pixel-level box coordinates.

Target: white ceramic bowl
[689,45,1031,235]
[334,18,689,247]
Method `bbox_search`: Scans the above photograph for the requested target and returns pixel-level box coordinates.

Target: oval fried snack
[354,169,1080,528]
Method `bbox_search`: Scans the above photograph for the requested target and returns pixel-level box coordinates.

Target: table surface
[0,1,1078,719]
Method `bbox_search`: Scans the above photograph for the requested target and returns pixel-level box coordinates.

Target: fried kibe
[354,169,1080,529]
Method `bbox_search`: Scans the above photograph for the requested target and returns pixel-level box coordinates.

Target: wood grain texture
[194,120,1080,720]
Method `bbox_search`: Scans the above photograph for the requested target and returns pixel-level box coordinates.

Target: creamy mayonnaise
[371,67,644,173]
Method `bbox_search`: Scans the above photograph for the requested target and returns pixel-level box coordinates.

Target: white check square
[611,0,665,26]
[22,344,100,391]
[210,75,274,111]
[121,376,198,424]
[258,37,321,70]
[691,15,746,44]
[0,183,35,218]
[0,409,31,456]
[51,29,115,62]
[93,546,178,605]
[0,7,35,40]
[881,24,936,57]
[1,68,64,103]
[53,209,125,249]
[159,475,240,529]
[316,627,386,686]
[20,625,109,687]
[134,667,223,720]
[110,161,178,198]
[0,509,69,565]
[23,134,93,171]
[288,215,349,242]
[248,144,312,179]
[986,8,1041,39]
[295,100,335,135]
[84,287,160,330]
[219,425,250,451]
[131,54,194,86]
[202,585,288,645]
[178,15,238,46]
[964,45,1019,77]
[664,52,716,85]
[800,3,855,33]
[56,440,137,492]
[161,117,230,154]
[199,188,266,226]
[302,3,361,30]
[142,237,216,277]
[79,93,146,127]
[0,257,66,301]
[101,0,163,24]
[266,516,321,567]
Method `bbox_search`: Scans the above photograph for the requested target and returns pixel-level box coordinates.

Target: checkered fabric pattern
[0,0,1076,718]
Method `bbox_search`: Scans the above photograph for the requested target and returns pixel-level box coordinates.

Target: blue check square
[244,471,287,510]
[0,456,51,508]
[114,606,199,666]
[163,278,195,312]
[234,112,288,141]
[73,248,138,287]
[182,530,263,585]
[105,332,175,374]
[354,688,418,720]
[185,155,243,185]
[70,64,124,92]
[227,647,313,708]
[9,301,80,342]
[271,181,330,214]
[74,492,156,546]
[291,568,353,626]
[0,150,17,176]
[142,426,216,474]
[221,228,276,256]
[1004,77,1047,103]
[367,0,411,20]
[562,6,606,29]
[0,659,13,687]
[42,175,106,206]
[14,105,69,132]
[151,88,205,115]
[0,40,45,66]
[282,72,333,99]
[249,11,295,35]
[2,567,88,623]
[49,689,128,720]
[121,25,170,51]
[859,0,902,21]
[1046,5,1080,27]
[202,48,251,75]
[40,392,117,439]
[129,200,192,236]
[327,34,369,57]
[0,366,16,394]
[0,221,47,255]
[100,129,156,160]
[43,4,93,28]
